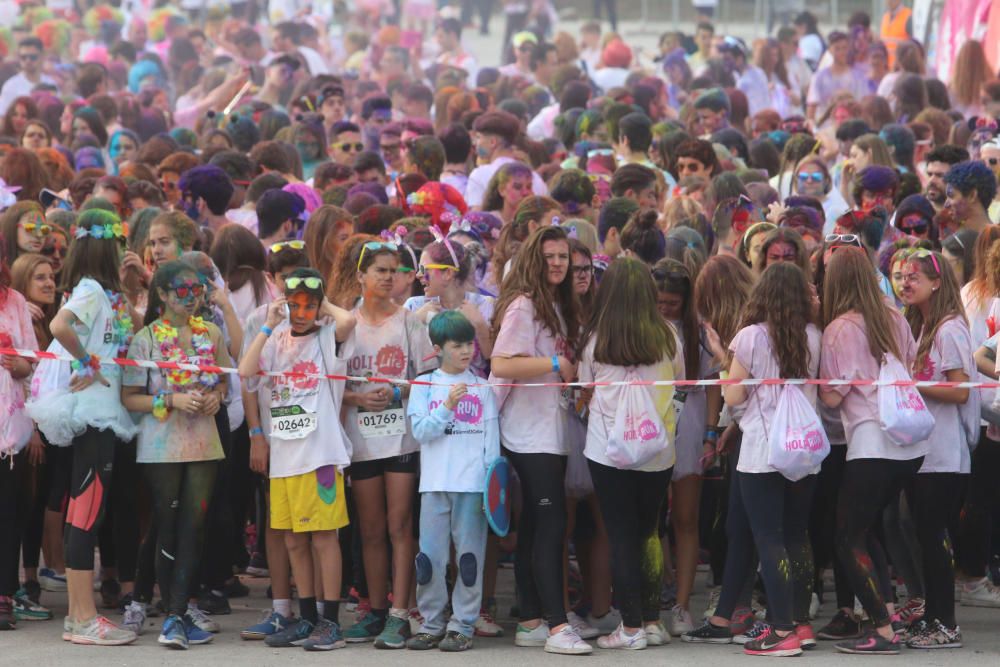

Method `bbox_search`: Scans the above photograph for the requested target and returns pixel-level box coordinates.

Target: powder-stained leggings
[589,460,671,628]
[505,450,568,628]
[65,427,117,570]
[144,462,216,616]
[836,456,922,628]
[906,473,962,627]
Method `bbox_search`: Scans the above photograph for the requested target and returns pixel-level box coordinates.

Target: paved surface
[6,566,1000,665]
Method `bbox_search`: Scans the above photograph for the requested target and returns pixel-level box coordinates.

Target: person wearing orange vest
[880,0,913,69]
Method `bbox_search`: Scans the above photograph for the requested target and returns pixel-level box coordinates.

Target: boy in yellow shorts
[239,268,356,651]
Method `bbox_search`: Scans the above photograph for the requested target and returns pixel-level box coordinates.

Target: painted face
[860,189,894,214]
[541,239,570,286]
[473,132,497,160]
[696,108,726,134]
[359,252,398,298]
[944,185,972,220]
[890,259,907,299]
[21,123,47,149]
[294,129,322,162]
[110,134,138,165]
[571,251,592,296]
[898,213,930,239]
[287,291,321,333]
[897,260,939,306]
[765,241,797,266]
[161,275,205,317]
[17,213,48,252]
[500,175,532,209]
[27,260,56,305]
[656,290,684,321]
[148,222,181,267]
[635,185,659,212]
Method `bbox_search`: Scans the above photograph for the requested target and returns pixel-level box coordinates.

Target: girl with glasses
[0,201,49,265]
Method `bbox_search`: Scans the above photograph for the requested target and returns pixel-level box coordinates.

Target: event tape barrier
[2,347,998,390]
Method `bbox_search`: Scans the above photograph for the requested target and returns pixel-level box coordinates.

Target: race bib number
[270,405,318,440]
[357,401,406,439]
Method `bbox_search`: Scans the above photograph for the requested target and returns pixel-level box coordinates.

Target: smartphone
[39,188,71,211]
[283,303,290,319]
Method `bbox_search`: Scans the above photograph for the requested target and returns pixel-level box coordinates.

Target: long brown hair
[582,257,676,367]
[903,250,968,371]
[10,252,55,348]
[0,200,44,265]
[491,225,579,352]
[950,39,993,108]
[822,246,900,360]
[326,233,378,308]
[694,254,753,346]
[653,258,698,380]
[304,204,353,283]
[739,262,812,378]
[491,194,560,285]
[759,227,812,282]
[209,223,269,306]
[59,209,123,293]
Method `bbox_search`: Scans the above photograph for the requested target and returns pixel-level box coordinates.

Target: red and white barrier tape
[2,347,997,390]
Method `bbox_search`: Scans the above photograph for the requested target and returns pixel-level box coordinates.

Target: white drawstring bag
[878,353,935,446]
[0,368,33,458]
[766,384,830,481]
[606,369,670,469]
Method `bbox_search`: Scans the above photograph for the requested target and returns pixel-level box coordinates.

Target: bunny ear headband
[381,226,418,269]
[429,224,460,268]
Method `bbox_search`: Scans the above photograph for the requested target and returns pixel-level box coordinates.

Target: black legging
[958,432,1000,577]
[589,460,671,628]
[712,434,757,621]
[95,438,139,583]
[65,427,117,570]
[906,473,962,627]
[0,448,26,596]
[739,471,817,631]
[809,445,857,609]
[505,449,568,628]
[200,407,233,592]
[835,456,922,627]
[17,449,45,573]
[145,461,217,616]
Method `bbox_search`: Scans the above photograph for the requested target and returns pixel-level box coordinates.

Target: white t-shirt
[592,67,630,91]
[408,368,499,493]
[730,323,823,475]
[0,72,56,115]
[578,337,681,472]
[258,322,353,477]
[343,307,436,462]
[490,296,572,456]
[465,156,549,208]
[403,292,495,377]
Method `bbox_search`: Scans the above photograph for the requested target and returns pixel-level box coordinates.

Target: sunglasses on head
[797,171,824,183]
[357,241,398,269]
[21,222,51,236]
[826,233,862,247]
[334,142,364,153]
[170,281,205,299]
[270,240,305,253]
[285,276,323,290]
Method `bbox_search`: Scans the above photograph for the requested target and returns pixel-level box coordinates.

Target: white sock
[389,607,408,619]
[273,599,292,617]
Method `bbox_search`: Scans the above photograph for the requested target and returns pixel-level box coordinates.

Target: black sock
[323,600,340,623]
[299,596,318,624]
[371,607,388,620]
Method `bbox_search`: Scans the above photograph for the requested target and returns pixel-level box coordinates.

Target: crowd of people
[1,0,1000,660]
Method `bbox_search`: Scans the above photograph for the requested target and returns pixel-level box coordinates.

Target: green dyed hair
[428,310,475,347]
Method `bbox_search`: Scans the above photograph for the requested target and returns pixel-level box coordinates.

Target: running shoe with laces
[121,599,146,635]
[702,587,721,621]
[544,624,593,654]
[743,626,803,657]
[245,552,269,578]
[186,605,221,633]
[567,610,600,639]
[13,592,51,621]
[682,620,733,644]
[474,608,503,636]
[181,613,215,645]
[795,622,816,649]
[265,617,315,647]
[597,623,647,650]
[302,618,346,651]
[960,576,1000,607]
[514,622,550,647]
[406,631,446,649]
[344,610,385,642]
[905,619,962,649]
[644,620,670,645]
[38,568,67,592]
[241,609,292,640]
[439,630,474,652]
[667,604,694,636]
[816,608,862,640]
[374,612,410,649]
[157,614,188,650]
[0,596,14,630]
[730,607,755,635]
[901,618,930,642]
[733,620,771,645]
[835,630,901,655]
[898,596,925,625]
[72,614,137,646]
[62,616,75,641]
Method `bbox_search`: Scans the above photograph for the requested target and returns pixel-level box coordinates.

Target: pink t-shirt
[820,310,924,461]
[730,323,823,474]
[490,295,572,455]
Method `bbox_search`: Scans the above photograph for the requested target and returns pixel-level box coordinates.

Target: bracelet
[152,391,170,422]
[705,428,720,441]
[261,325,274,337]
[249,426,264,437]
[551,354,560,373]
[70,353,101,377]
[392,385,402,402]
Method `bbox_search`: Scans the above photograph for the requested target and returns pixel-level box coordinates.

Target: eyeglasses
[170,282,205,299]
[797,171,824,183]
[20,222,51,236]
[285,276,323,290]
[334,142,364,153]
[357,241,398,270]
[572,265,593,277]
[270,240,305,253]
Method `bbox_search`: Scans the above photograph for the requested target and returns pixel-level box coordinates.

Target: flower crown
[73,221,129,241]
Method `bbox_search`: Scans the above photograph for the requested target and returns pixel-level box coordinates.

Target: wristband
[551,354,560,373]
[392,385,402,402]
[249,426,264,437]
[70,353,101,377]
[152,391,170,421]
[705,428,720,441]
[261,325,274,337]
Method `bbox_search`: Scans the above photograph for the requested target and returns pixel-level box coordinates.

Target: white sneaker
[585,608,621,634]
[644,620,670,646]
[185,605,221,633]
[961,577,1000,607]
[809,592,820,620]
[122,600,146,635]
[71,615,137,645]
[408,607,424,636]
[474,608,504,637]
[702,587,720,621]
[597,623,647,650]
[544,625,593,655]
[667,605,694,636]
[514,622,550,647]
[567,611,600,639]
[62,616,75,641]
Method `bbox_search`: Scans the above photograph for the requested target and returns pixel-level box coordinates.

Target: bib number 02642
[270,404,318,440]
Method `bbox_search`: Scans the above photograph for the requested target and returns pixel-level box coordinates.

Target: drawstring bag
[766,384,830,481]
[606,368,669,469]
[878,353,935,446]
[0,367,33,458]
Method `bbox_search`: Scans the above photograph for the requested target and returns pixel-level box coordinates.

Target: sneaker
[0,596,14,630]
[961,576,1000,607]
[72,614,137,646]
[13,593,51,621]
[303,618,346,651]
[157,614,188,650]
[644,620,670,646]
[345,610,385,642]
[246,552,269,578]
[121,599,146,635]
[242,610,292,640]
[182,613,215,645]
[816,609,862,640]
[743,626,803,657]
[660,582,677,610]
[265,618,315,647]
[898,597,925,625]
[223,578,250,599]
[682,621,733,644]
[374,613,411,649]
[344,587,361,612]
[544,625,593,654]
[20,580,41,604]
[901,618,930,642]
[408,607,424,635]
[406,631,445,649]
[567,611,600,639]
[890,612,907,635]
[905,619,962,649]
[667,604,694,636]
[198,590,231,615]
[99,579,121,610]
[186,605,221,633]
[354,597,372,618]
[38,568,67,592]
[809,592,820,620]
[514,622,550,647]
[439,630,473,652]
[702,587,721,620]
[730,608,755,635]
[597,623,647,650]
[795,622,817,650]
[62,616,75,640]
[734,620,771,645]
[835,630,901,655]
[585,609,621,634]
[474,608,503,637]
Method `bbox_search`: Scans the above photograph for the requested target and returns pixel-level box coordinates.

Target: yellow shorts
[270,466,349,533]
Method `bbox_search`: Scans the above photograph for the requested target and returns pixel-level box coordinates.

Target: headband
[429,224,460,269]
[73,221,129,241]
[381,226,418,269]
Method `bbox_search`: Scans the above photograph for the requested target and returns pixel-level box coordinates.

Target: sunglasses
[652,268,690,283]
[826,233,862,246]
[170,282,205,299]
[270,240,305,253]
[285,276,323,290]
[420,263,459,274]
[900,222,928,235]
[357,241,398,270]
[41,244,66,258]
[20,222,51,236]
[797,171,824,183]
[334,142,364,153]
